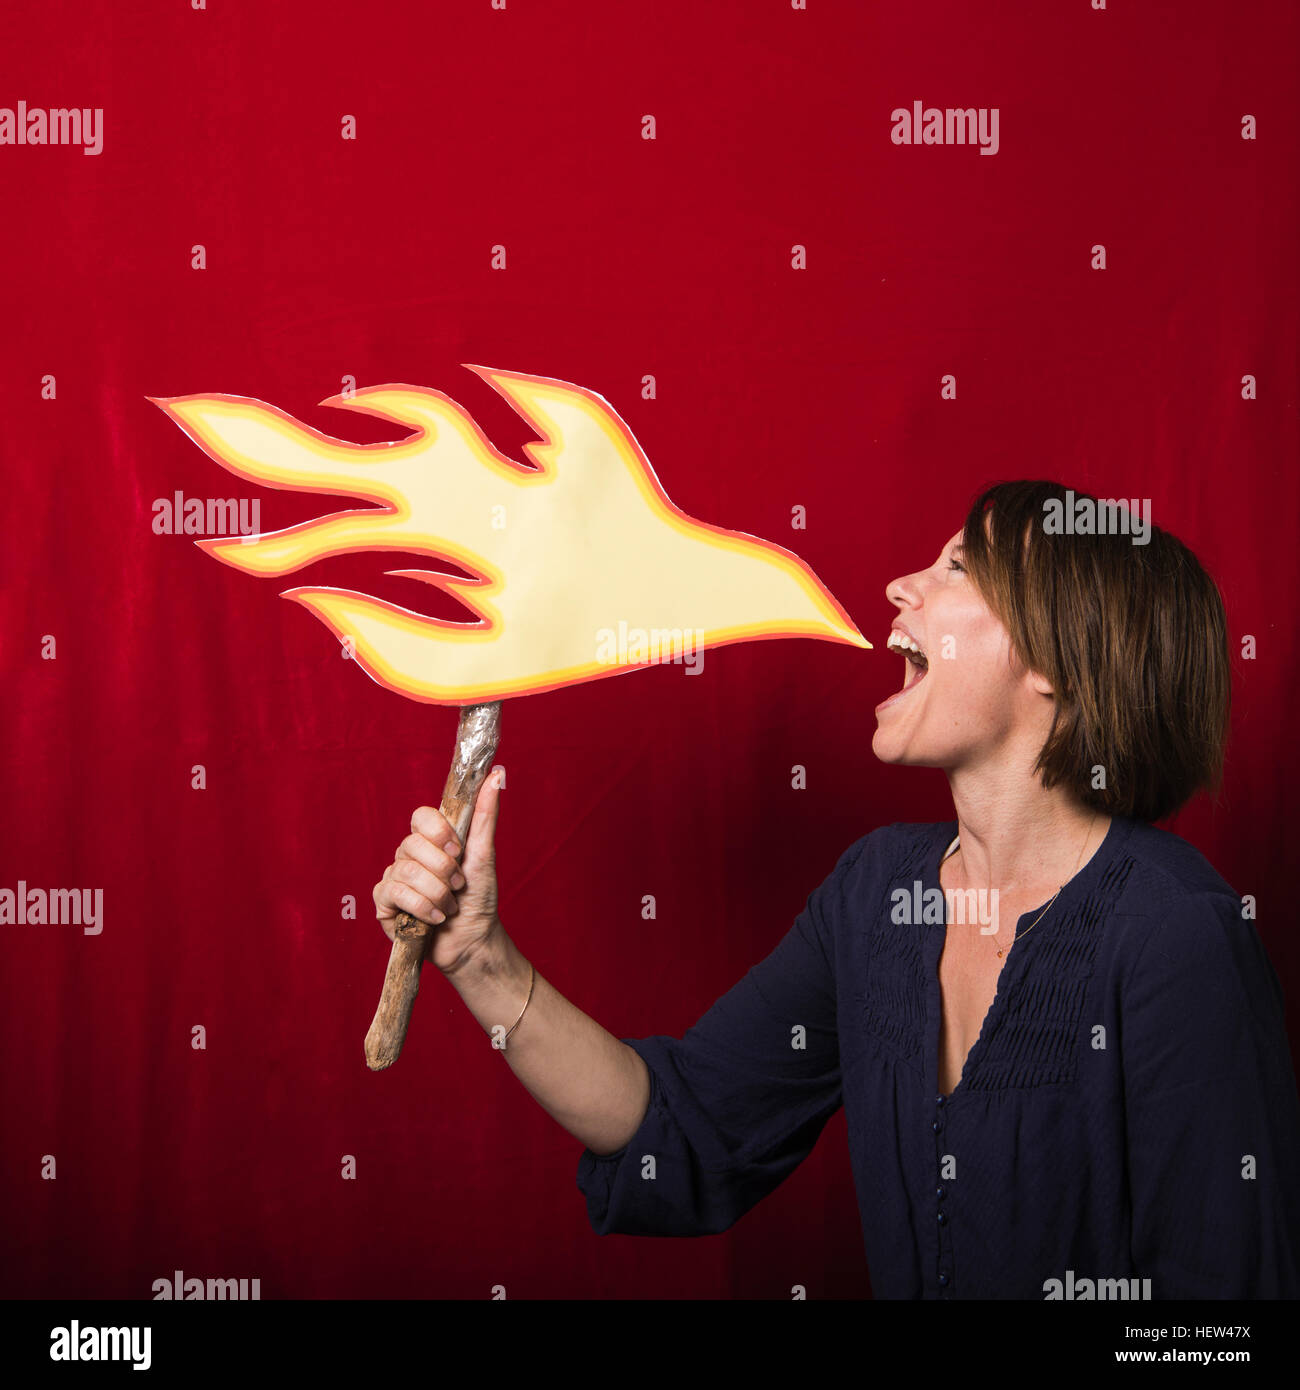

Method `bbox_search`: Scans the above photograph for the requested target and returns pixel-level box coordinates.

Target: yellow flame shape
[149,366,869,703]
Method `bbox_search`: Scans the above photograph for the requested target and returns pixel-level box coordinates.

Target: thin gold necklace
[949,811,1098,958]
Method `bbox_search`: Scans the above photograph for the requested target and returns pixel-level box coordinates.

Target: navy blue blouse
[576,815,1300,1298]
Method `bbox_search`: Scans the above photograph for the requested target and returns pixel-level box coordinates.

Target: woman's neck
[946,766,1110,892]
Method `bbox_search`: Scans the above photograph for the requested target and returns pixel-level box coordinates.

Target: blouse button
[937,1211,947,1226]
[936,1095,945,1107]
[936,1187,946,1200]
[938,1272,949,1287]
[931,1121,941,1133]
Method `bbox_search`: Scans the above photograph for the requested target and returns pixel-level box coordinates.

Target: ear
[1026,668,1055,697]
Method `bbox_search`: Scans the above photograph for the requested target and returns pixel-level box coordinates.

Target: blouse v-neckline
[924,816,1125,1101]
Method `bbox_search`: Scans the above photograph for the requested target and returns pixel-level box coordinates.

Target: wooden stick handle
[364,701,502,1071]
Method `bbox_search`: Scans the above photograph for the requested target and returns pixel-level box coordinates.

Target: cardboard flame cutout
[150,366,869,702]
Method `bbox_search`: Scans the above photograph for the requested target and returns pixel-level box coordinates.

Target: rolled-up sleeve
[576,838,864,1237]
[1122,890,1300,1297]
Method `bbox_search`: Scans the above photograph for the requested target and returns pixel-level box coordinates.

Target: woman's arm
[375,772,859,1237]
[443,927,651,1157]
[373,774,650,1156]
[574,838,860,1237]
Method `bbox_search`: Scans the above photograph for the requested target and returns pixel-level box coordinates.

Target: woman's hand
[373,767,504,976]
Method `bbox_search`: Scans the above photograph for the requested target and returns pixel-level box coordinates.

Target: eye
[948,557,965,573]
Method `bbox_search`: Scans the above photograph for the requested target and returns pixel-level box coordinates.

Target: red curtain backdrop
[2,0,1296,1300]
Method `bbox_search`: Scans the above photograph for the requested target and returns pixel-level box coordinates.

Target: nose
[885,571,922,611]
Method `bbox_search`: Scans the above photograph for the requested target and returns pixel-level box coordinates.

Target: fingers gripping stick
[364,702,502,1071]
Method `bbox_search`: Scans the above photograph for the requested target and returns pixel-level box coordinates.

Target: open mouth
[886,630,929,688]
[876,630,928,713]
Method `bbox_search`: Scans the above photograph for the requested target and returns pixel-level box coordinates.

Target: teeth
[887,631,927,660]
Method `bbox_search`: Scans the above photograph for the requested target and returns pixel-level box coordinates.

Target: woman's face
[872,529,1052,770]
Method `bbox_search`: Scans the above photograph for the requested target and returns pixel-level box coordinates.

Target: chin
[871,725,944,768]
[871,727,911,765]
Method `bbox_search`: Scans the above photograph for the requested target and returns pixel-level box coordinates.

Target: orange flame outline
[148,365,869,704]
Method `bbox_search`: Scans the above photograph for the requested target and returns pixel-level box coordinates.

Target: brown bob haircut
[959,480,1231,823]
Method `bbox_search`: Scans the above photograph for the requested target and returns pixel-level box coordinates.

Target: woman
[373,479,1300,1299]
